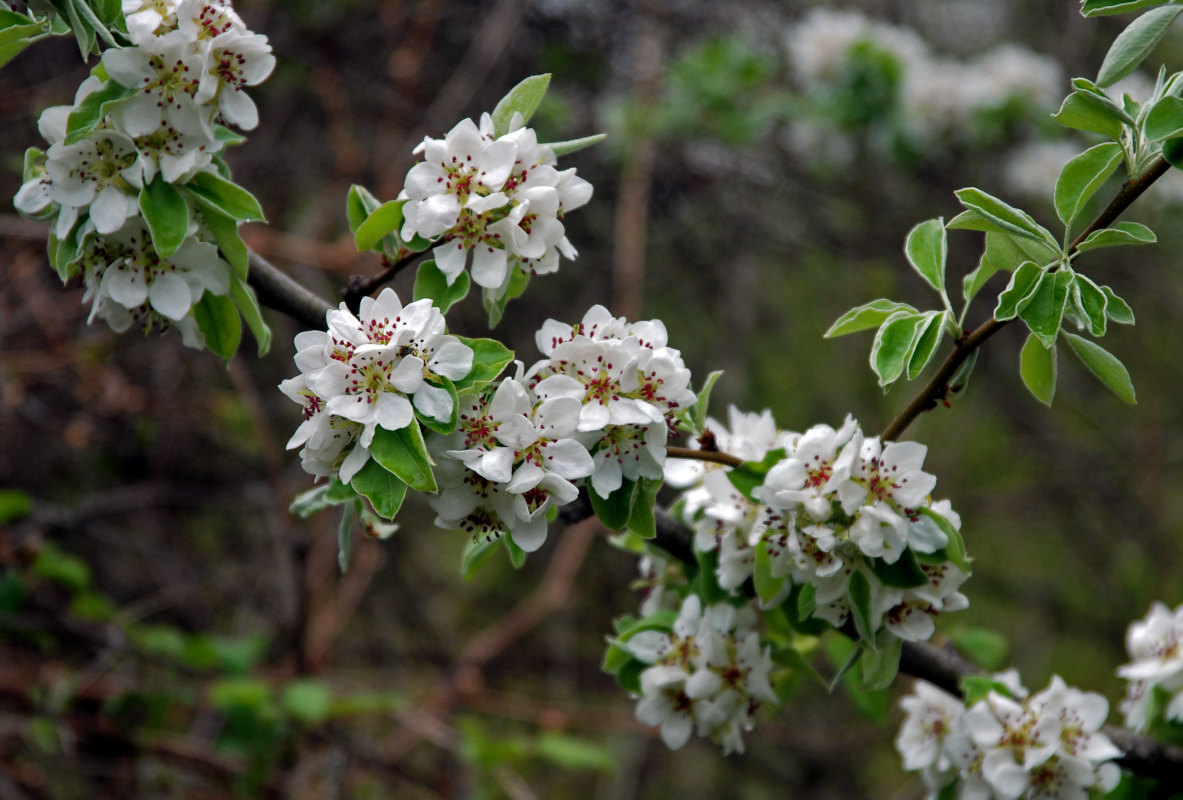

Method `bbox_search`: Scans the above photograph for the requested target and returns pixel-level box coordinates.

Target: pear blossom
[897,675,1120,800]
[627,595,776,754]
[103,30,207,137]
[281,288,473,484]
[398,111,591,295]
[45,132,144,234]
[1117,601,1183,731]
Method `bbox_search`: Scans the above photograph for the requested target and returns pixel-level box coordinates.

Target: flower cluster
[671,412,969,643]
[281,288,473,483]
[400,113,592,300]
[625,595,776,755]
[896,674,1121,799]
[427,304,695,552]
[1117,601,1183,732]
[14,0,274,343]
[782,8,1062,163]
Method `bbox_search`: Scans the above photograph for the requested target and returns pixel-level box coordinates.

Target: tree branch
[880,156,1171,442]
[247,250,333,330]
[341,250,423,312]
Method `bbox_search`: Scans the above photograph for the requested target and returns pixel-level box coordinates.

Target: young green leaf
[1063,332,1137,404]
[350,459,409,519]
[338,499,358,573]
[954,187,1058,247]
[491,73,551,137]
[1072,78,1138,126]
[228,274,272,356]
[848,571,878,649]
[1145,94,1183,141]
[903,217,947,293]
[451,336,513,392]
[859,636,903,691]
[1097,6,1183,87]
[192,292,241,360]
[289,480,355,517]
[185,171,265,222]
[691,370,724,433]
[353,199,404,252]
[590,478,637,530]
[1051,92,1127,141]
[907,311,947,380]
[413,259,471,314]
[825,299,918,338]
[753,541,788,605]
[64,80,131,144]
[1054,142,1123,227]
[368,423,437,493]
[199,206,249,279]
[1082,0,1176,16]
[870,312,926,388]
[461,538,500,582]
[994,261,1043,321]
[139,174,190,258]
[544,133,607,157]
[1019,333,1057,406]
[1071,273,1109,337]
[1074,221,1156,252]
[915,507,971,574]
[625,479,659,540]
[1102,286,1136,324]
[725,448,785,502]
[1019,268,1073,348]
[869,550,929,589]
[346,184,382,233]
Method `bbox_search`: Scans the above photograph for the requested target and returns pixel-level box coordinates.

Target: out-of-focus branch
[247,250,333,330]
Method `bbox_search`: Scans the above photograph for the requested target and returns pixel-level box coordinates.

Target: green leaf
[1163,135,1183,169]
[413,259,471,313]
[491,73,551,137]
[289,480,355,517]
[903,218,947,293]
[185,171,265,222]
[1051,92,1127,141]
[1071,274,1109,336]
[994,261,1044,321]
[199,206,248,279]
[0,489,33,525]
[349,459,408,519]
[1075,221,1157,251]
[691,370,724,433]
[543,133,607,157]
[482,265,530,327]
[590,478,637,529]
[1019,333,1058,406]
[64,83,132,145]
[954,187,1058,247]
[282,680,331,725]
[451,336,513,393]
[724,448,785,502]
[504,535,527,568]
[1082,0,1176,16]
[951,628,1010,671]
[1054,142,1123,227]
[1145,94,1183,141]
[963,232,1026,303]
[1072,77,1138,125]
[1063,332,1137,403]
[694,550,726,604]
[139,173,190,257]
[346,184,381,233]
[228,273,272,356]
[1019,268,1073,348]
[848,570,878,648]
[859,636,903,691]
[824,299,918,338]
[338,499,357,573]
[1097,7,1183,86]
[0,21,47,69]
[870,312,926,387]
[192,292,241,360]
[68,0,114,46]
[535,733,615,773]
[460,537,500,581]
[626,479,659,539]
[915,508,972,574]
[368,423,437,493]
[753,540,788,605]
[1102,286,1135,323]
[353,199,404,253]
[869,550,929,589]
[906,311,947,380]
[961,675,1018,705]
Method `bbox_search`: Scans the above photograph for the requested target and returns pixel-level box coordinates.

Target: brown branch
[664,445,744,467]
[341,249,423,312]
[880,156,1170,442]
[246,250,333,330]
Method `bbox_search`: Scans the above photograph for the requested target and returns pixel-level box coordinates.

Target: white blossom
[1118,601,1183,731]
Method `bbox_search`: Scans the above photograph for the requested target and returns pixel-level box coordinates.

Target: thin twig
[341,250,423,312]
[880,156,1170,442]
[664,445,743,467]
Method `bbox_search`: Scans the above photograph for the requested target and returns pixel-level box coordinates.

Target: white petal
[413,382,453,422]
[148,271,193,319]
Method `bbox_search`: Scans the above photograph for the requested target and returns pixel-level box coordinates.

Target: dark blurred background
[3,0,1183,797]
